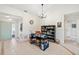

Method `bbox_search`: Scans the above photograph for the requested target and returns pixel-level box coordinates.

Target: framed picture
[57,22,62,27]
[20,23,23,32]
[72,24,76,28]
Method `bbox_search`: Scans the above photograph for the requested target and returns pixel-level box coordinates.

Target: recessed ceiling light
[8,19,12,21]
[5,16,10,17]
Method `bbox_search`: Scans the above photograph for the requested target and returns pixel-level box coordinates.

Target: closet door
[65,20,71,40]
[70,20,77,41]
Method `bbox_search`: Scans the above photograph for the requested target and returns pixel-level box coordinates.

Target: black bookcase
[41,25,56,42]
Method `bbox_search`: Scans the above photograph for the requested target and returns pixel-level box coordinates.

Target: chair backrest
[35,31,41,34]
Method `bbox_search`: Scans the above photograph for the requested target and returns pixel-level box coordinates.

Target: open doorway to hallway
[0,12,22,40]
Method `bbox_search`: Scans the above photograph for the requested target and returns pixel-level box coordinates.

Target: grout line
[1,40,4,55]
[60,44,76,55]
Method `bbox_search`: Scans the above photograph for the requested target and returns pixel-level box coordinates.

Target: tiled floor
[0,39,72,55]
[62,40,79,55]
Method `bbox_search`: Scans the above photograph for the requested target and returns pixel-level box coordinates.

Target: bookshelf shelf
[41,25,56,42]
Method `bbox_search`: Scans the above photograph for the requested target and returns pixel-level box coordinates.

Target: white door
[65,20,77,41]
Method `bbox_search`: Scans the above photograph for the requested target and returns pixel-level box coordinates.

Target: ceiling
[0,12,22,22]
[3,4,79,16]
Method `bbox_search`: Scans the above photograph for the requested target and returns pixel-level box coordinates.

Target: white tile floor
[0,39,72,55]
[62,40,79,55]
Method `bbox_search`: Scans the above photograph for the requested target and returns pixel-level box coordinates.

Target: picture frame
[57,22,62,27]
[72,24,76,28]
[20,23,23,32]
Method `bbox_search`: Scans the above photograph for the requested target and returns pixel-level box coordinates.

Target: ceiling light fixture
[40,4,47,19]
[8,19,12,21]
[5,16,10,17]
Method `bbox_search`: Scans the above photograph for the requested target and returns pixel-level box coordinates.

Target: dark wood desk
[29,33,49,51]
